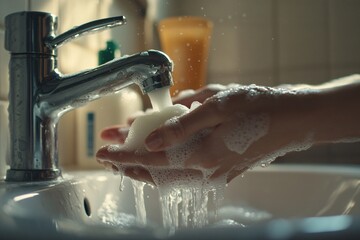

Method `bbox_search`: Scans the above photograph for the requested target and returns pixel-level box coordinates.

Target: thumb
[144,102,223,151]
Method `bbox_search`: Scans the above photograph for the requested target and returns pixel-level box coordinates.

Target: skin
[96,75,360,185]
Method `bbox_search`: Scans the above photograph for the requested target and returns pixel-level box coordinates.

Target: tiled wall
[1,0,359,167]
[148,0,360,164]
[149,0,360,86]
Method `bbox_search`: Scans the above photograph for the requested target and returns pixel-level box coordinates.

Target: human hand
[97,84,319,185]
[97,85,228,183]
[99,85,223,144]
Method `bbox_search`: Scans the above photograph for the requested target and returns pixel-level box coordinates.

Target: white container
[76,88,143,169]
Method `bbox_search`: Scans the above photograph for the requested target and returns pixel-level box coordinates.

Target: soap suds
[103,83,318,233]
[222,113,270,155]
[332,137,360,144]
[248,133,314,170]
[103,92,224,232]
[103,88,229,232]
[210,84,299,106]
[165,126,209,167]
[106,144,122,153]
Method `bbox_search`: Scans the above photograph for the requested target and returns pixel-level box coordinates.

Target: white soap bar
[123,104,189,152]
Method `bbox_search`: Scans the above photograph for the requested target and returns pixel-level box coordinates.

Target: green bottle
[98,40,120,65]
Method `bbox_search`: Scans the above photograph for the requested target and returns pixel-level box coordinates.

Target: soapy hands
[96,75,360,185]
[97,84,314,184]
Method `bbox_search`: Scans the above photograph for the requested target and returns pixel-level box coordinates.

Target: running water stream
[105,83,317,233]
[110,86,227,233]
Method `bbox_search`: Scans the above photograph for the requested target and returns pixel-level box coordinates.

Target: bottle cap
[98,41,120,65]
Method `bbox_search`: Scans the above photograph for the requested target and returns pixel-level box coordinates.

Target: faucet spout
[4,11,173,181]
[40,50,173,117]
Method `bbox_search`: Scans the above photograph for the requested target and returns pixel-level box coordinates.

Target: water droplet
[261,163,268,168]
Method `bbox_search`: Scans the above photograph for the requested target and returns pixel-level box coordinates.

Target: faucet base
[5,169,62,182]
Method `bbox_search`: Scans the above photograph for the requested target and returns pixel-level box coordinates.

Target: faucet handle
[5,11,126,55]
[46,16,126,49]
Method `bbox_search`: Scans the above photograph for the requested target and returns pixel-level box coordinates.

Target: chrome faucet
[4,11,173,181]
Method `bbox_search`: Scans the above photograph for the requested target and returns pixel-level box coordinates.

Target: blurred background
[0,0,359,171]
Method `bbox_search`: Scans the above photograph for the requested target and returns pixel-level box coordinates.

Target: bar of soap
[123,104,189,152]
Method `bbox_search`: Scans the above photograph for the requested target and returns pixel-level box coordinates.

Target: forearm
[313,75,360,144]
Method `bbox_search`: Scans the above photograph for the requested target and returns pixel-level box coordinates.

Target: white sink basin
[1,164,360,239]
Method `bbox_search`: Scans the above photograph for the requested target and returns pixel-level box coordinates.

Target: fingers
[107,166,205,187]
[100,125,129,143]
[96,145,168,166]
[145,102,224,151]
